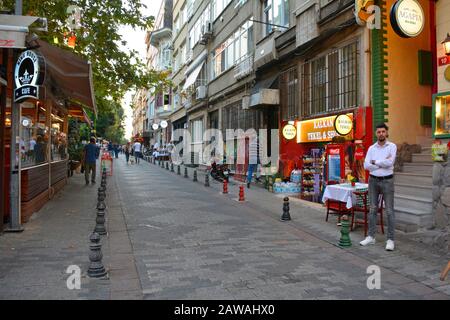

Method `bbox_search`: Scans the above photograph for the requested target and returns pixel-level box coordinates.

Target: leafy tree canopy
[2,0,169,141]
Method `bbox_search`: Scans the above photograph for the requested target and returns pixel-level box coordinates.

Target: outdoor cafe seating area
[322,182,385,236]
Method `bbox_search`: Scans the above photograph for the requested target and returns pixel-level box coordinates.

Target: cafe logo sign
[334,114,353,136]
[14,50,45,102]
[297,113,353,143]
[282,124,296,140]
[390,0,425,38]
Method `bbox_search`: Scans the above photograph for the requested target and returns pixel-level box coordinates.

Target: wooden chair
[351,190,384,236]
[325,181,352,223]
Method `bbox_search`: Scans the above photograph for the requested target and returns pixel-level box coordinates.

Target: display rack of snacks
[301,153,323,201]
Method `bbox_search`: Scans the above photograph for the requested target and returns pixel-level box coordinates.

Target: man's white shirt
[133,142,142,152]
[363,140,397,177]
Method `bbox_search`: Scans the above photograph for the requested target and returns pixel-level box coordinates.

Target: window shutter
[418,50,432,85]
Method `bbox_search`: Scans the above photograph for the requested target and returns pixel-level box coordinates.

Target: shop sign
[355,149,365,160]
[390,0,425,38]
[329,148,340,155]
[334,114,353,136]
[438,56,450,67]
[282,124,296,140]
[297,113,353,143]
[14,50,45,103]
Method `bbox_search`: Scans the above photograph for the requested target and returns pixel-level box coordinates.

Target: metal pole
[6,0,24,232]
[0,49,7,233]
[8,53,23,231]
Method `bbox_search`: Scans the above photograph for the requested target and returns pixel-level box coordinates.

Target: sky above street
[119,0,162,140]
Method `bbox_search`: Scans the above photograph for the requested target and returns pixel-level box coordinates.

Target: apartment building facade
[134,0,173,146]
[131,88,147,138]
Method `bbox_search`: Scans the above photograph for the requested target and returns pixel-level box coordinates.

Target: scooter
[210,161,231,182]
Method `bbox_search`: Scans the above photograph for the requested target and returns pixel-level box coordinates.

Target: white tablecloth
[322,183,369,209]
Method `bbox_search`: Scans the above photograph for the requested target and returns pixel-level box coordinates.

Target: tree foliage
[2,0,169,141]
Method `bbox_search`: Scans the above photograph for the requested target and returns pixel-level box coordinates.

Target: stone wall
[394,143,422,171]
[432,160,450,252]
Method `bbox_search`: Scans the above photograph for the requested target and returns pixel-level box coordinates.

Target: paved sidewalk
[1,155,449,299]
[0,159,142,300]
[0,165,111,299]
[117,157,450,299]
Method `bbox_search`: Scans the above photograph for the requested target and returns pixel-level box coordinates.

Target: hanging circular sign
[14,50,45,102]
[282,124,296,140]
[152,123,159,130]
[390,0,425,38]
[445,66,450,82]
[334,114,353,136]
[160,120,168,128]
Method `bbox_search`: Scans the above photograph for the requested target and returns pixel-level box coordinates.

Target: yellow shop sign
[282,124,297,140]
[297,113,353,143]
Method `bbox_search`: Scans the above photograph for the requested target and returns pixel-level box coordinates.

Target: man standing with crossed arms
[360,123,397,251]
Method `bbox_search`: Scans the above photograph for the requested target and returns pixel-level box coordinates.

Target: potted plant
[347,174,358,187]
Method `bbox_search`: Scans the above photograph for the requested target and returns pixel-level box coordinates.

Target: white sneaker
[385,240,395,251]
[359,236,375,246]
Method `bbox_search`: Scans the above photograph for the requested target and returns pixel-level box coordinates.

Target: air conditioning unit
[200,22,213,45]
[242,94,250,109]
[201,22,213,36]
[195,85,207,100]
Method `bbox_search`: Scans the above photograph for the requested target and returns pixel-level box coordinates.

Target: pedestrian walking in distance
[125,142,131,164]
[133,140,142,165]
[360,123,397,251]
[82,137,99,185]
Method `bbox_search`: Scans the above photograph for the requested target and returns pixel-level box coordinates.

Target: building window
[188,3,211,50]
[192,119,203,143]
[263,0,289,36]
[211,19,253,79]
[280,67,298,121]
[434,93,450,137]
[212,0,233,21]
[174,14,180,35]
[300,41,359,117]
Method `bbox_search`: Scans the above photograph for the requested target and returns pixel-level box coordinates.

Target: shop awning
[0,14,41,48]
[68,102,93,127]
[183,61,205,91]
[185,49,207,75]
[249,74,279,107]
[36,39,97,116]
[251,74,279,94]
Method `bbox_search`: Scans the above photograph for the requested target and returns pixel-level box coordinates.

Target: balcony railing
[183,97,192,109]
[234,54,254,80]
[194,78,208,88]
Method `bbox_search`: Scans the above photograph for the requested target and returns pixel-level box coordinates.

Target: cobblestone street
[1,155,449,300]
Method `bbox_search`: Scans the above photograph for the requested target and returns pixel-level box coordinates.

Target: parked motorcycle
[210,161,231,182]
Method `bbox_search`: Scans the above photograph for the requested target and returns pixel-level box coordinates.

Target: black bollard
[97,192,106,203]
[97,200,106,213]
[166,162,169,170]
[94,206,107,235]
[193,170,198,182]
[171,163,174,172]
[87,232,107,278]
[184,167,188,178]
[281,197,291,221]
[204,171,210,187]
[177,165,181,175]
